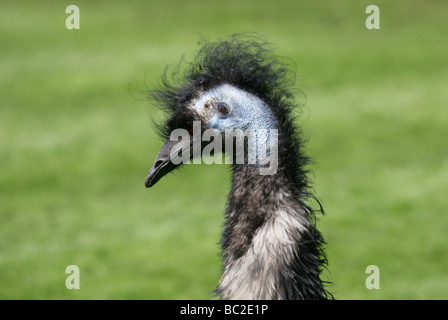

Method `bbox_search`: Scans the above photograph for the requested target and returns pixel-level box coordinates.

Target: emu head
[145,83,279,187]
[145,36,297,188]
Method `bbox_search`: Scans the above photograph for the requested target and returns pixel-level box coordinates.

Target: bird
[144,35,332,300]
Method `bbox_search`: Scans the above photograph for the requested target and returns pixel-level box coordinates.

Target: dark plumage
[145,34,332,300]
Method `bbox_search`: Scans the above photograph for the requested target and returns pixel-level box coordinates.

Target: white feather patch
[219,201,310,300]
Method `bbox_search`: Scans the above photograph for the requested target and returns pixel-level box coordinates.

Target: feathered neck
[216,132,331,300]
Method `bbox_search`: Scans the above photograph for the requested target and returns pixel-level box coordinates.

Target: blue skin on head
[191,84,278,132]
[189,84,279,171]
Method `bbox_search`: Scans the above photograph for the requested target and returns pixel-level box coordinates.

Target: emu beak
[145,140,179,188]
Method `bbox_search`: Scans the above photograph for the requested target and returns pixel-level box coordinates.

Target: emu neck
[217,150,328,300]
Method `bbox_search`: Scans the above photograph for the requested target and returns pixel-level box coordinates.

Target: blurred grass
[1,0,447,299]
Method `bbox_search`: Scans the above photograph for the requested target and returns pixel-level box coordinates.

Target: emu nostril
[154,160,164,169]
[217,102,230,115]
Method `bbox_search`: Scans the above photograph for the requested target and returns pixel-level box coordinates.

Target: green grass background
[1,0,447,299]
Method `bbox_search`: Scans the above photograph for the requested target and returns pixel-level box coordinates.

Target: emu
[144,35,332,300]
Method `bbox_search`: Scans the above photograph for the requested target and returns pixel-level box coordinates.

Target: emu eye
[217,102,230,116]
